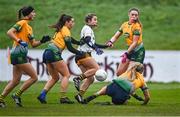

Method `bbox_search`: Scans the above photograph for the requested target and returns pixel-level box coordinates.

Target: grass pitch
[0,82,180,116]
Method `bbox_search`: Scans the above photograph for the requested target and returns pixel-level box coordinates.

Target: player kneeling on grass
[83,62,150,105]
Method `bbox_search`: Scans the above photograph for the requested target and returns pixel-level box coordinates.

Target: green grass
[0,82,180,116]
[0,0,180,50]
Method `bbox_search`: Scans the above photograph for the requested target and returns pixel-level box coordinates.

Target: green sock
[60,92,66,98]
[15,89,23,97]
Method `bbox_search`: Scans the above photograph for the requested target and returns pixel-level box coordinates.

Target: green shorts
[129,43,145,63]
[43,43,63,63]
[10,46,28,65]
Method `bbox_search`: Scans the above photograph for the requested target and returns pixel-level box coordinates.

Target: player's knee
[63,73,70,79]
[11,80,20,86]
[33,77,38,83]
[31,76,38,83]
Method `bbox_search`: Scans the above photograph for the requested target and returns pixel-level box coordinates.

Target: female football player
[0,6,50,107]
[37,14,84,104]
[83,62,150,105]
[73,13,108,103]
[106,7,145,76]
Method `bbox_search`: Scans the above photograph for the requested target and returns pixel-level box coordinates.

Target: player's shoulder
[61,26,70,36]
[16,20,28,25]
[120,21,129,28]
[121,21,129,25]
[133,22,141,28]
[82,25,91,30]
[61,26,70,32]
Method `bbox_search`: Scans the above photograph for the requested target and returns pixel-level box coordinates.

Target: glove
[106,40,113,47]
[18,40,28,47]
[95,48,104,55]
[40,35,51,43]
[121,52,129,63]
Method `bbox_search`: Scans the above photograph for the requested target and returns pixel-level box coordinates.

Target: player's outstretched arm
[141,86,150,105]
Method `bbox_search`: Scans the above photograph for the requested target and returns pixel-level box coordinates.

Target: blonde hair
[126,62,144,81]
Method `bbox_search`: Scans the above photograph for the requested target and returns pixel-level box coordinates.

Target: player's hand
[106,40,113,47]
[18,39,28,47]
[141,98,150,105]
[95,48,104,55]
[40,35,51,43]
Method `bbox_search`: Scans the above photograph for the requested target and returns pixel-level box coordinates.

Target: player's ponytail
[49,14,73,32]
[18,8,23,20]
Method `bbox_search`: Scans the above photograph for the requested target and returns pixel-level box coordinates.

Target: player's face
[67,18,75,29]
[89,16,98,27]
[28,10,36,20]
[128,10,139,23]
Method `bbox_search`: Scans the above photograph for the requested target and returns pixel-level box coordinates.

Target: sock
[0,94,5,102]
[60,92,66,98]
[79,90,85,96]
[79,74,86,80]
[15,89,23,97]
[85,94,98,103]
[39,89,47,99]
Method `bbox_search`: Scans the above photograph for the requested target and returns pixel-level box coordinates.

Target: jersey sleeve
[140,83,148,91]
[28,34,35,40]
[12,20,25,32]
[132,23,142,36]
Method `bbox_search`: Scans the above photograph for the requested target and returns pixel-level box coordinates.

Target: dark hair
[50,14,73,32]
[128,7,142,28]
[18,6,34,20]
[85,13,96,23]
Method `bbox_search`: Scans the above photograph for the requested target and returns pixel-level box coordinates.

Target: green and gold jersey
[119,21,142,46]
[117,71,146,91]
[52,26,71,50]
[12,20,34,47]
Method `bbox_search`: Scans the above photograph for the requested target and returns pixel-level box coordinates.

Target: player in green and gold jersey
[107,7,145,76]
[0,6,50,108]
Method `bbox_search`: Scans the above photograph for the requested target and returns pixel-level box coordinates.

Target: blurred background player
[83,62,150,105]
[0,6,50,107]
[73,13,108,103]
[37,14,84,104]
[106,7,145,76]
